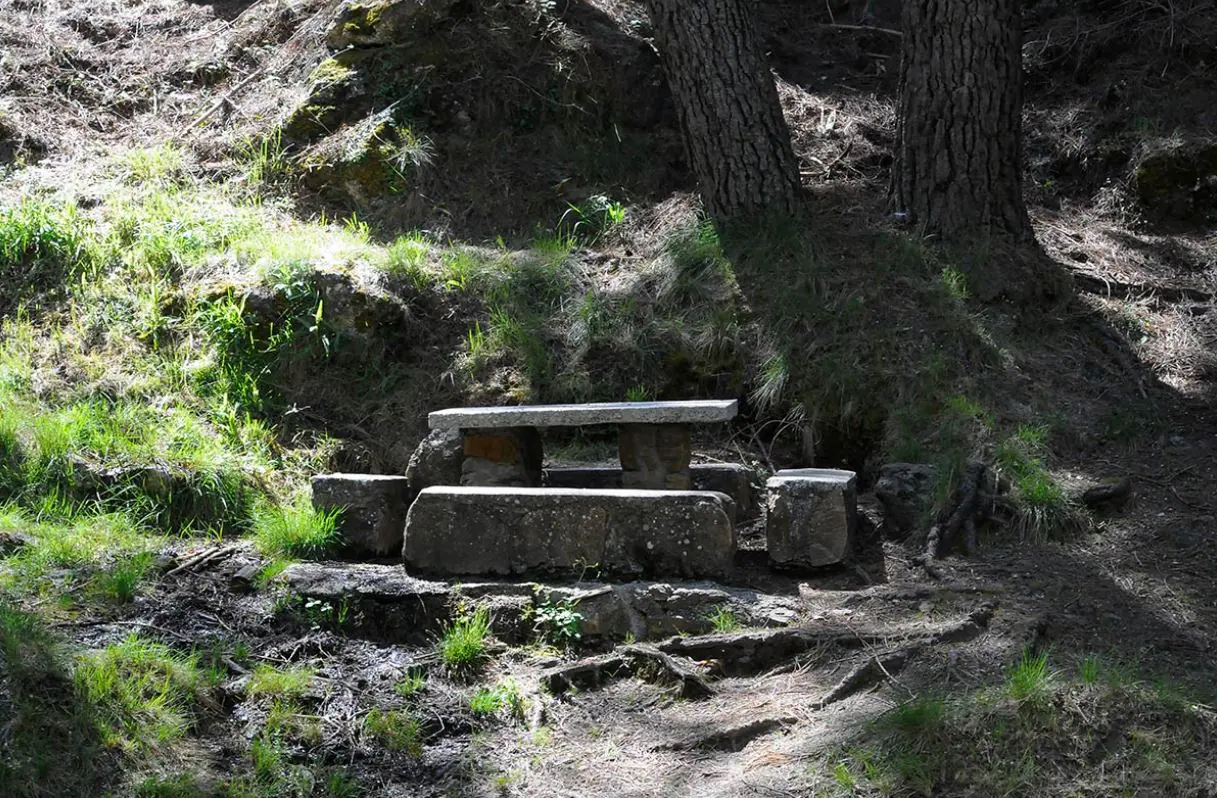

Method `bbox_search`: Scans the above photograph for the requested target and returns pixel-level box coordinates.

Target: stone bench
[403,486,736,579]
[427,400,737,491]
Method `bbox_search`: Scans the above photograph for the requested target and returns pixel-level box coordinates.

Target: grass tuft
[364,708,424,756]
[437,605,492,674]
[253,499,341,559]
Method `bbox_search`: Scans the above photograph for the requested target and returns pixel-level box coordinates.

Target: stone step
[403,486,737,579]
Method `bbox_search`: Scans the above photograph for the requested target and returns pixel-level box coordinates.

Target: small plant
[1078,654,1103,685]
[253,499,342,558]
[364,708,424,757]
[470,678,527,721]
[437,605,492,674]
[624,384,654,402]
[383,232,432,290]
[91,552,155,603]
[395,669,427,698]
[706,605,741,633]
[240,129,293,187]
[832,760,858,790]
[74,634,212,751]
[1006,648,1051,702]
[558,194,627,245]
[532,593,583,647]
[247,664,314,699]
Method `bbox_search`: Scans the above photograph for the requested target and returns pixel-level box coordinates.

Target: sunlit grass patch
[253,498,341,559]
[75,634,215,752]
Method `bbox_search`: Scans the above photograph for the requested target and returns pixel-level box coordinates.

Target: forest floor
[1,0,1216,796]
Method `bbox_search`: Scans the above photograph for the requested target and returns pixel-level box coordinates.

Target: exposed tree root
[540,644,714,699]
[656,716,799,752]
[813,647,916,710]
[657,602,997,676]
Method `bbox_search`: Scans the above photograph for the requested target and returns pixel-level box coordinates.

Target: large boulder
[312,474,412,557]
[765,469,857,570]
[874,463,937,539]
[404,428,463,499]
[1133,142,1217,229]
[403,487,736,579]
[326,0,460,49]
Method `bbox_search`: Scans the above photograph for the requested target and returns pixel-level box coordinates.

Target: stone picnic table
[428,399,738,491]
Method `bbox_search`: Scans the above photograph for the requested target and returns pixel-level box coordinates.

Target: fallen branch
[164,544,237,577]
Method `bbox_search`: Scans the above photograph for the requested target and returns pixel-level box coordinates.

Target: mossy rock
[299,116,428,204]
[1133,141,1217,228]
[326,0,460,49]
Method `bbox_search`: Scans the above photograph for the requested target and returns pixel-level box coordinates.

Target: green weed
[706,605,741,633]
[1005,648,1051,702]
[437,605,492,674]
[253,499,341,559]
[395,669,427,698]
[247,665,314,699]
[382,232,433,290]
[75,634,213,751]
[470,678,527,720]
[364,708,424,756]
[532,593,583,647]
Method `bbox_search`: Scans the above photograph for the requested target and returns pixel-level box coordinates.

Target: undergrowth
[819,651,1217,797]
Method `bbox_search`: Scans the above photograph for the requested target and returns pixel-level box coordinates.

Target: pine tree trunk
[644,0,803,228]
[893,0,1033,245]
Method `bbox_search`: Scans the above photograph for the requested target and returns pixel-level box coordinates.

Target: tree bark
[644,0,804,228]
[893,0,1033,245]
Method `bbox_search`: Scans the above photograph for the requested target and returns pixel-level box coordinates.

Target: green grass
[395,669,427,697]
[364,708,424,756]
[994,424,1091,541]
[246,664,315,698]
[706,605,741,633]
[815,653,1217,797]
[253,499,341,559]
[470,678,527,720]
[75,634,215,752]
[0,199,97,311]
[437,605,492,674]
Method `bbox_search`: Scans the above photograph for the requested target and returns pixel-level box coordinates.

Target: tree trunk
[644,0,803,228]
[893,0,1033,245]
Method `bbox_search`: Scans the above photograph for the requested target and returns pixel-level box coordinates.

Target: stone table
[427,400,738,491]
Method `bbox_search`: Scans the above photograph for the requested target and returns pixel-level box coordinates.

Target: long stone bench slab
[426,400,739,491]
[403,486,736,579]
[427,400,738,429]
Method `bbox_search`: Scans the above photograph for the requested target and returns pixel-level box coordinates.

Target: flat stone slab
[403,486,736,579]
[766,469,857,570]
[279,562,800,642]
[428,400,737,430]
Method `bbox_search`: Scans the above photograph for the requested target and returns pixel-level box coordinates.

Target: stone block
[311,474,411,557]
[765,469,857,570]
[403,487,736,579]
[618,423,692,490]
[875,463,936,538]
[460,427,543,487]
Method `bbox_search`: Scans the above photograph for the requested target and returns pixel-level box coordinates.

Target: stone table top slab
[428,400,738,430]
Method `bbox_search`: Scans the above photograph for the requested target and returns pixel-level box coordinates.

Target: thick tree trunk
[644,0,803,228]
[893,0,1033,245]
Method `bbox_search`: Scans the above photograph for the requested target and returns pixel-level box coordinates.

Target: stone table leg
[460,427,543,487]
[618,423,692,490]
